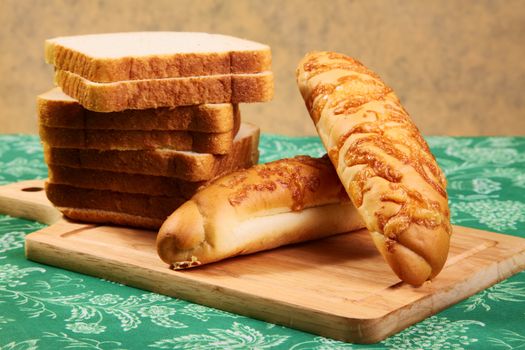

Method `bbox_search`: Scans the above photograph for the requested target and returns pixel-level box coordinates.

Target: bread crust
[45,32,271,82]
[48,165,205,198]
[43,123,260,181]
[45,182,185,221]
[38,88,240,133]
[156,155,364,269]
[296,51,451,285]
[55,69,274,112]
[58,207,163,230]
[39,125,237,154]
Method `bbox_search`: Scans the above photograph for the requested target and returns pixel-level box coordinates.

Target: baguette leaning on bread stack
[157,155,364,269]
[39,32,273,228]
[296,51,451,285]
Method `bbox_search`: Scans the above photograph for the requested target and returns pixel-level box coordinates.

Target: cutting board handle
[0,179,61,225]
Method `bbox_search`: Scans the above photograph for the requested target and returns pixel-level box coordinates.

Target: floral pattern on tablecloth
[0,134,524,349]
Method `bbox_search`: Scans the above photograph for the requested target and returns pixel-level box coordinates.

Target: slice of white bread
[39,124,237,154]
[45,32,271,82]
[55,69,274,112]
[45,182,184,229]
[38,87,240,133]
[47,165,202,198]
[57,207,164,230]
[43,123,260,181]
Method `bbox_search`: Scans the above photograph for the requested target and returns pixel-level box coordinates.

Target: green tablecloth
[1,134,524,349]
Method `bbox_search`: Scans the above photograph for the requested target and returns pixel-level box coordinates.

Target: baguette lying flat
[157,155,364,269]
[56,69,274,112]
[38,88,240,133]
[46,32,271,82]
[39,124,237,154]
[43,123,259,181]
[45,183,186,229]
[296,51,451,285]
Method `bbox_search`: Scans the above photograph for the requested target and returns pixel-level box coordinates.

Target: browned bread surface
[58,207,163,230]
[45,182,185,221]
[46,32,271,82]
[38,87,240,133]
[48,165,205,198]
[157,155,364,269]
[296,51,451,286]
[39,125,236,154]
[43,123,260,181]
[55,69,274,112]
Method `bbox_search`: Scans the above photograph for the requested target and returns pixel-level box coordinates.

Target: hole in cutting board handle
[21,187,43,192]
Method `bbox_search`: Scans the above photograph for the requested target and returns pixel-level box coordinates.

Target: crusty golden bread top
[197,155,350,219]
[157,155,360,267]
[296,51,451,285]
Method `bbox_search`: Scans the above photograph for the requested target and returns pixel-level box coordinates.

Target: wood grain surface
[2,180,525,343]
[0,179,60,225]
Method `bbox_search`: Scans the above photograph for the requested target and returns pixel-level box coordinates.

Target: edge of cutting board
[24,221,525,343]
[2,180,525,343]
[0,179,60,225]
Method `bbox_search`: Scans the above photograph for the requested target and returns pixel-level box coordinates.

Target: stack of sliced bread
[39,32,273,229]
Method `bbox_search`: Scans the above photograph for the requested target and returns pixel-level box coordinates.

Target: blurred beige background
[1,0,524,136]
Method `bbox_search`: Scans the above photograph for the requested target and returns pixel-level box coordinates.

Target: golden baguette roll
[296,51,451,285]
[157,155,364,269]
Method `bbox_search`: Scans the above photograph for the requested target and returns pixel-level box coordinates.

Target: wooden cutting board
[2,180,525,344]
